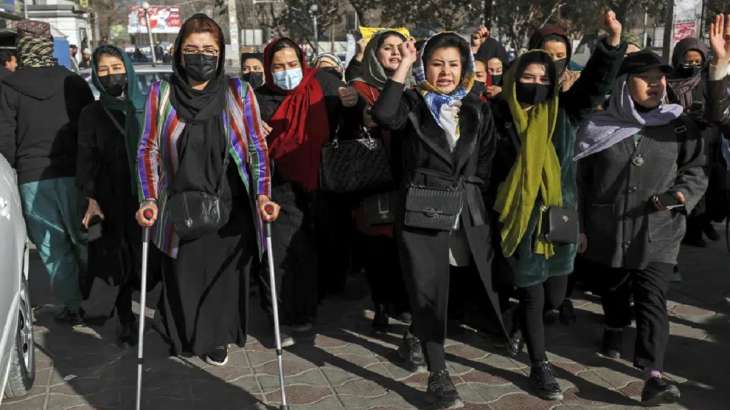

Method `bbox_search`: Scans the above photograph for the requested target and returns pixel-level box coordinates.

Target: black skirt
[156,178,256,356]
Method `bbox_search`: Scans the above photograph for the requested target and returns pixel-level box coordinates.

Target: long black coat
[372,79,506,338]
[76,102,144,297]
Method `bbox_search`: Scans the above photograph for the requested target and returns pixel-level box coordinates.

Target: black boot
[529,361,563,401]
[559,299,577,325]
[426,370,463,409]
[397,330,426,372]
[54,307,85,325]
[118,319,138,346]
[598,328,623,359]
[641,376,680,406]
[372,304,389,334]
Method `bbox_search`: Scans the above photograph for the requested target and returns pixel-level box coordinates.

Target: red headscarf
[263,38,329,191]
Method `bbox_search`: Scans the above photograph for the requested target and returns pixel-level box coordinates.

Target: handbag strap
[102,105,126,136]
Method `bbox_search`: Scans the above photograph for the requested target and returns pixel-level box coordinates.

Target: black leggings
[517,275,569,364]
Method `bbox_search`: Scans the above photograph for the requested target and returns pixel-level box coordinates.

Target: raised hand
[710,14,730,65]
[603,9,622,47]
[470,25,490,53]
[398,38,418,66]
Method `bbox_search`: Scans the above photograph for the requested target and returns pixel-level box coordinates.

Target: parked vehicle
[0,155,34,403]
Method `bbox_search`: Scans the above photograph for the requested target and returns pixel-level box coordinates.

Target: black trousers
[601,262,672,371]
[517,275,569,364]
[357,233,410,314]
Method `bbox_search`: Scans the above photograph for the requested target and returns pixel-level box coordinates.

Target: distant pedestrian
[0,21,94,323]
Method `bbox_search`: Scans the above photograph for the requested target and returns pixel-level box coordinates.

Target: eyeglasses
[182,46,219,57]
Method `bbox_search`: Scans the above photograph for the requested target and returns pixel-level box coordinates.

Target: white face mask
[272,67,303,90]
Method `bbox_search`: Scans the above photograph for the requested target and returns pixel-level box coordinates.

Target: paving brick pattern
[3,238,730,410]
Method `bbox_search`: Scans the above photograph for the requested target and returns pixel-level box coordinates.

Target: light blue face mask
[272,67,303,90]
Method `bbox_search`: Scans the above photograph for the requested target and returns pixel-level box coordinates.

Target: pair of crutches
[134,207,289,410]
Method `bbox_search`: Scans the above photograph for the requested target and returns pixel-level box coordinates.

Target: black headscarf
[170,13,227,122]
[170,14,232,196]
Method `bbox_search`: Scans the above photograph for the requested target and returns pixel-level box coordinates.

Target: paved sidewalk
[2,236,730,410]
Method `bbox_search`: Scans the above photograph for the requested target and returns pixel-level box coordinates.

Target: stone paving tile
[0,396,47,410]
[262,385,333,406]
[257,368,329,392]
[488,392,554,410]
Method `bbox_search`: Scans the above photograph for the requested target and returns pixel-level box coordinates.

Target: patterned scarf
[413,32,475,138]
[17,35,55,68]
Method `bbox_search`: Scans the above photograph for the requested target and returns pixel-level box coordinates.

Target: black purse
[403,183,463,231]
[167,128,231,241]
[540,206,578,244]
[320,127,393,193]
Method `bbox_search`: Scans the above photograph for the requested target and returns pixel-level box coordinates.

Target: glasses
[182,46,219,57]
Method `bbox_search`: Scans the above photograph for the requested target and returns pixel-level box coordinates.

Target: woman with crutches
[135,14,279,367]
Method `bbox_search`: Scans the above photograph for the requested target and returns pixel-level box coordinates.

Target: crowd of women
[2,9,730,410]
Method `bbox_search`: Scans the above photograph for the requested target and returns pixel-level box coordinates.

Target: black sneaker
[641,377,680,406]
[54,307,85,325]
[397,331,426,372]
[372,304,390,334]
[426,370,463,409]
[529,361,563,401]
[559,299,577,325]
[598,328,623,359]
[543,309,559,325]
[206,345,229,366]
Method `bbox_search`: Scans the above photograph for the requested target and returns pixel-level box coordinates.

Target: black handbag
[403,184,463,231]
[540,206,578,245]
[320,127,393,193]
[167,129,232,241]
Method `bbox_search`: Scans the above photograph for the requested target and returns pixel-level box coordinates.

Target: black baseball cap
[619,50,672,76]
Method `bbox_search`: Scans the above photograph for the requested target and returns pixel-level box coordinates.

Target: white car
[0,155,34,403]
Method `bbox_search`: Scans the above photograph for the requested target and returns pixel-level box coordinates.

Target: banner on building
[127,6,182,34]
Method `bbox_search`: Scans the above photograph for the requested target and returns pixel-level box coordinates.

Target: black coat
[372,79,506,337]
[578,116,707,269]
[0,66,93,183]
[76,102,144,296]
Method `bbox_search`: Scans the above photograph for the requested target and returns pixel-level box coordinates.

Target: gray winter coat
[578,116,708,269]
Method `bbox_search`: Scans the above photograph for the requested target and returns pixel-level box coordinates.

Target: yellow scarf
[495,50,563,258]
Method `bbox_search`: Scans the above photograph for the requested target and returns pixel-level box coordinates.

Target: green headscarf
[494,50,563,259]
[91,45,145,196]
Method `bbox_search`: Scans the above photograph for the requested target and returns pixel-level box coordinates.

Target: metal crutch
[136,209,154,410]
[264,204,289,410]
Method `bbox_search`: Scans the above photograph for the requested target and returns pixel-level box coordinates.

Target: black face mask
[242,72,264,88]
[678,63,702,78]
[516,82,551,105]
[491,74,503,86]
[99,73,127,97]
[182,53,218,82]
[553,58,567,74]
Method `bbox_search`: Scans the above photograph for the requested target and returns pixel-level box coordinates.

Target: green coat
[490,39,626,288]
